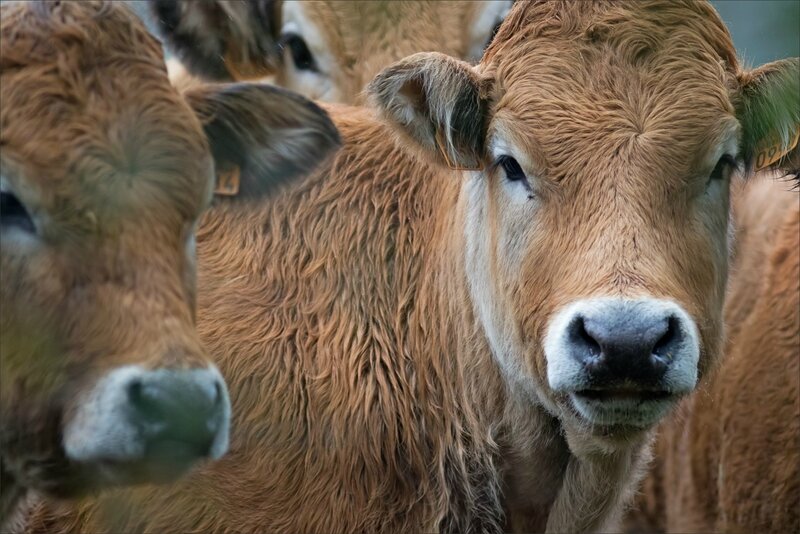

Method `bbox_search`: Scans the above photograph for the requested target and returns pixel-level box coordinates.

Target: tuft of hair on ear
[184,83,341,201]
[367,52,492,170]
[737,57,800,179]
[148,0,282,81]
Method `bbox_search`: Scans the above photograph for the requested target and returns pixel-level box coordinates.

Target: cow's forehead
[298,1,484,62]
[0,79,211,227]
[0,1,211,225]
[484,0,739,178]
[485,0,736,65]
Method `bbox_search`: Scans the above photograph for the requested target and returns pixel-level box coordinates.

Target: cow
[624,175,800,533]
[0,0,339,530]
[18,1,800,533]
[148,0,512,103]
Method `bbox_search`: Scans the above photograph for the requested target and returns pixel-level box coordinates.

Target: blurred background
[711,0,799,66]
[127,0,799,66]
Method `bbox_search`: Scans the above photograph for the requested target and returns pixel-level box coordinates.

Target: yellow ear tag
[214,166,241,197]
[754,129,800,171]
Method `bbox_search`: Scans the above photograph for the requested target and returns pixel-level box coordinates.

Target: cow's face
[150,0,512,104]
[0,1,339,498]
[370,1,799,445]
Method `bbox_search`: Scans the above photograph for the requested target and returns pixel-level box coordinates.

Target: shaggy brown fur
[19,1,800,533]
[150,0,512,103]
[624,177,800,533]
[0,0,338,528]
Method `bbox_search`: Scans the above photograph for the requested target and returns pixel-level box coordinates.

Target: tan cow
[624,175,800,533]
[0,0,339,529]
[20,1,800,533]
[149,0,512,103]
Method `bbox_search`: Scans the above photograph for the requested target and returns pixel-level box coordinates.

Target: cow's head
[0,0,339,499]
[369,1,799,447]
[149,0,513,104]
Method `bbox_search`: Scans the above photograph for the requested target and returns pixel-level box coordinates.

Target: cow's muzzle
[544,297,700,427]
[62,365,230,483]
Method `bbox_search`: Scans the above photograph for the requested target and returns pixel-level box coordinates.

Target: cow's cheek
[1,249,72,410]
[685,190,730,380]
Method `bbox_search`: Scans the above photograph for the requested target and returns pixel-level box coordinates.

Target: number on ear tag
[214,166,241,197]
[755,129,800,171]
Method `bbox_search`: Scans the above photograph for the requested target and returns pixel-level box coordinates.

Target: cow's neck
[425,166,577,522]
[194,109,563,530]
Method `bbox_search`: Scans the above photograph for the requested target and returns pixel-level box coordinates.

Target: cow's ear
[184,84,340,200]
[737,58,800,177]
[148,0,282,81]
[367,52,492,170]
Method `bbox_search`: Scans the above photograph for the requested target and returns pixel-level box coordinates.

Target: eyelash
[493,152,736,195]
[709,154,739,181]
[0,190,36,233]
[496,155,526,182]
[495,155,536,199]
[279,32,317,72]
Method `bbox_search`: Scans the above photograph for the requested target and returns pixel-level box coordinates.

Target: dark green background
[711,0,799,66]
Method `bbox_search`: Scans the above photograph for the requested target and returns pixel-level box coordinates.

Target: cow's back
[712,180,799,531]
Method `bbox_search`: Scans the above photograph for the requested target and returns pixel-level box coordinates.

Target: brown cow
[0,0,339,529]
[19,1,800,533]
[149,0,512,103]
[624,175,800,533]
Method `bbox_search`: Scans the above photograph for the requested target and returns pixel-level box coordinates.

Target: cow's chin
[564,390,681,438]
[88,454,201,491]
[15,446,205,499]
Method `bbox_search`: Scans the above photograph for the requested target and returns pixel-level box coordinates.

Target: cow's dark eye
[497,155,527,182]
[0,191,35,233]
[709,154,738,182]
[280,32,317,72]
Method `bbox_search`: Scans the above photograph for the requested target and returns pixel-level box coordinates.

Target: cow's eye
[497,155,527,182]
[0,191,35,233]
[280,33,317,72]
[709,154,738,182]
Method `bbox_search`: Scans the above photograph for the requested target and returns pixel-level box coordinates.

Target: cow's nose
[546,298,700,394]
[125,369,229,459]
[63,365,231,475]
[567,312,678,386]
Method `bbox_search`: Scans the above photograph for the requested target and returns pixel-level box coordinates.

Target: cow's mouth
[8,439,211,499]
[574,389,673,402]
[568,388,679,429]
[94,437,213,486]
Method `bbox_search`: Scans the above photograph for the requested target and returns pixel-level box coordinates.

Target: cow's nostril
[576,317,602,358]
[127,378,166,422]
[568,315,602,360]
[653,316,679,360]
[213,380,223,406]
[127,378,143,403]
